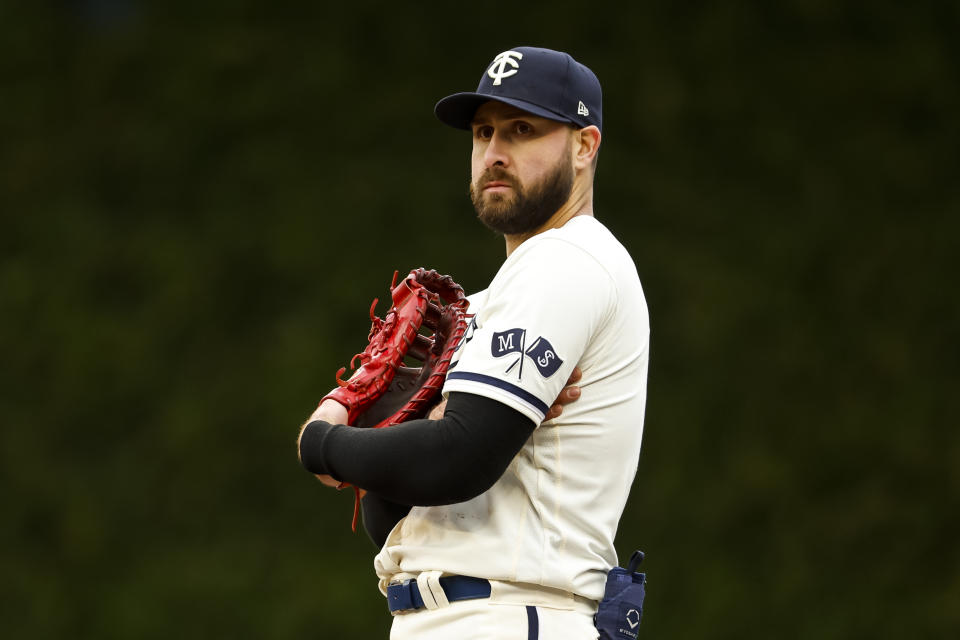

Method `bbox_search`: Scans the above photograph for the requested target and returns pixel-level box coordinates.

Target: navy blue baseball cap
[435,46,602,132]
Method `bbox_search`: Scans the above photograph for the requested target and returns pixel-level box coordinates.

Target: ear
[572,125,601,171]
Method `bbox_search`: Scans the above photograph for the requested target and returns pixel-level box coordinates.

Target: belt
[387,575,491,613]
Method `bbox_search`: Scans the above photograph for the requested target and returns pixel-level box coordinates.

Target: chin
[484,191,510,205]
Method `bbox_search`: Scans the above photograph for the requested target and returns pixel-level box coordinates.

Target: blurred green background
[2,1,956,638]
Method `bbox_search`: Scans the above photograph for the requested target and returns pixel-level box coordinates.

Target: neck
[504,181,594,257]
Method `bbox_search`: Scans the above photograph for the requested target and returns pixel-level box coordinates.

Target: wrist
[299,419,333,474]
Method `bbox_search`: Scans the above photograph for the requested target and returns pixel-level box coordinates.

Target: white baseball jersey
[374,215,649,602]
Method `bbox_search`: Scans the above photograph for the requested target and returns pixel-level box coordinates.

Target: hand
[543,366,582,422]
[427,398,447,420]
[309,398,349,425]
[313,473,342,488]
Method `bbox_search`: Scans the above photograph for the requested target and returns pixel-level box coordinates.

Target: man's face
[469,101,575,236]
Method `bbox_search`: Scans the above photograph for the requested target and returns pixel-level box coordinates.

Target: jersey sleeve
[443,237,615,424]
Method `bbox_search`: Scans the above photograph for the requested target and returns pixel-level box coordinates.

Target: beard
[469,156,574,236]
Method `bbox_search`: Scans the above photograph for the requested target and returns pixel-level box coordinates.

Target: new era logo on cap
[435,46,603,132]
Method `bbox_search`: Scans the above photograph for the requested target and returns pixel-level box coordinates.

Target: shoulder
[503,217,632,288]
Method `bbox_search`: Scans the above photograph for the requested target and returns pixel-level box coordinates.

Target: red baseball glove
[320,268,471,529]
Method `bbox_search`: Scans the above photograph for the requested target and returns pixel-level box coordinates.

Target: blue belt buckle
[388,579,417,612]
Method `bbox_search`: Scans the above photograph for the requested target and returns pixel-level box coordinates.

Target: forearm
[299,393,535,506]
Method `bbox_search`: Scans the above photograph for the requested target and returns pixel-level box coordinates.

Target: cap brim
[434,92,576,130]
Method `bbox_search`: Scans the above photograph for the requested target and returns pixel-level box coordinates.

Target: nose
[483,131,509,169]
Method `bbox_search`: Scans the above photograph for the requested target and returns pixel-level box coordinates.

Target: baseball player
[299,46,649,639]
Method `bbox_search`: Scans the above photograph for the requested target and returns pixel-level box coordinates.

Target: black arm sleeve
[299,392,536,506]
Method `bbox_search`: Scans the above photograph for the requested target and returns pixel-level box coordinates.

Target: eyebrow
[470,107,537,127]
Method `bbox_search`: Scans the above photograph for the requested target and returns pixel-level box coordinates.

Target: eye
[515,121,532,135]
[474,125,494,140]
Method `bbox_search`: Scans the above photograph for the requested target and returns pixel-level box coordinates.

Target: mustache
[477,167,518,189]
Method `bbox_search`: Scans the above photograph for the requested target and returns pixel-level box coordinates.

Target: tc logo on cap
[486,50,524,86]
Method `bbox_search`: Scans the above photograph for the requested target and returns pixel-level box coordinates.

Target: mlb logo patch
[490,328,563,380]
